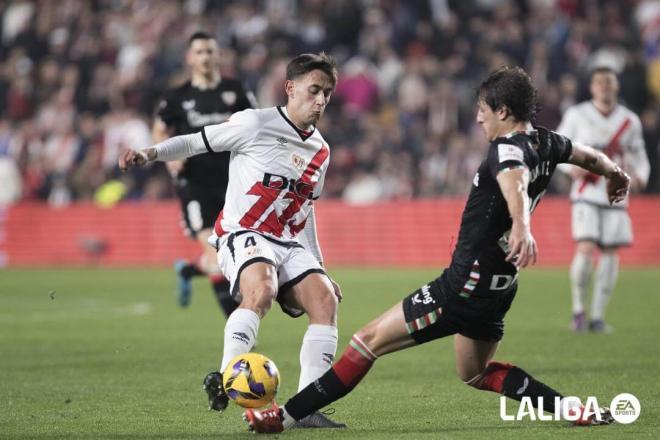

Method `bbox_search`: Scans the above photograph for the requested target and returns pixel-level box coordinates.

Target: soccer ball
[222,353,280,408]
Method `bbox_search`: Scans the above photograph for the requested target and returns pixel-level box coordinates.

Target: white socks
[219,312,338,395]
[591,253,619,320]
[220,308,260,373]
[570,252,592,314]
[298,324,338,391]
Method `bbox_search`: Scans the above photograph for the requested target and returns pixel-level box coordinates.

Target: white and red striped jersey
[197,106,330,242]
[557,101,649,207]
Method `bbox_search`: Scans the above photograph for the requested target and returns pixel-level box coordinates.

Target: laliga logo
[500,393,640,423]
[500,396,597,422]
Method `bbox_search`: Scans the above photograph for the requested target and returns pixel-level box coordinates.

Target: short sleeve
[554,132,574,163]
[201,109,261,153]
[155,93,178,126]
[487,142,527,178]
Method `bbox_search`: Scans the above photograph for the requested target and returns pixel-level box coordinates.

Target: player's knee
[305,287,338,324]
[240,281,277,317]
[575,241,596,255]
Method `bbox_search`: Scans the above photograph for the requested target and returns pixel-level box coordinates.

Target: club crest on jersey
[182,99,195,111]
[221,91,237,106]
[292,154,307,172]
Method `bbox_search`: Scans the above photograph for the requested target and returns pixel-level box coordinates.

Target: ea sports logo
[610,393,640,424]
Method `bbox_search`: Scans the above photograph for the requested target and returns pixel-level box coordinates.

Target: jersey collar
[503,122,537,139]
[191,75,221,90]
[277,106,315,141]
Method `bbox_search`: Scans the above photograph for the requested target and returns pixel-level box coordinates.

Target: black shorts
[402,278,516,343]
[175,178,226,238]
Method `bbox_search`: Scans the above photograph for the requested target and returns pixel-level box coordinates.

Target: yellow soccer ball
[222,353,280,408]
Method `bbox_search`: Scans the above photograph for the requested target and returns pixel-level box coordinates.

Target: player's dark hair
[589,66,617,81]
[188,31,214,47]
[477,66,538,122]
[286,52,338,87]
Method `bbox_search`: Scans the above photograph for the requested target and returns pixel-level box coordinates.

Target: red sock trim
[471,361,513,393]
[332,344,375,388]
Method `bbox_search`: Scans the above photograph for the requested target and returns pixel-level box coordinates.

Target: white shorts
[215,230,326,317]
[571,202,633,248]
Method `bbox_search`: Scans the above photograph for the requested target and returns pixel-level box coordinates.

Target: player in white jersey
[119,53,345,428]
[557,67,650,333]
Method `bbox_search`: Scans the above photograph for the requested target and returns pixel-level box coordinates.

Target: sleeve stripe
[498,143,524,163]
[201,126,213,153]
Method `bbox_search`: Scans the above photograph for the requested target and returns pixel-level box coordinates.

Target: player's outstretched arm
[118,132,208,171]
[496,168,538,268]
[151,117,184,176]
[567,143,631,204]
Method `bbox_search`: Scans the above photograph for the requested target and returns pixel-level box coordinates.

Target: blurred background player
[557,67,649,333]
[244,66,627,433]
[120,53,345,428]
[153,32,256,313]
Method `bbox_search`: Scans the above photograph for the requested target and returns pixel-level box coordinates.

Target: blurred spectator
[0,120,22,206]
[0,0,657,207]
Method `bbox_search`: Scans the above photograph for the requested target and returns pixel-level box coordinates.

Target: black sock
[212,279,237,318]
[284,368,349,421]
[502,367,564,413]
[181,263,204,279]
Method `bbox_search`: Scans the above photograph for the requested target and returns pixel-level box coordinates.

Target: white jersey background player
[119,53,345,428]
[557,66,650,333]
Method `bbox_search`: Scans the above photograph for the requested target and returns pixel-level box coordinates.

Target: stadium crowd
[0,0,658,207]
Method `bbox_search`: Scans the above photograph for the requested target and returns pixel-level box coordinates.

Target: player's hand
[605,166,630,204]
[118,149,148,171]
[506,223,537,268]
[329,278,342,302]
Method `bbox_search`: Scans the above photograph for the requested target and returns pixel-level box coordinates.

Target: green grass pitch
[1,267,659,439]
